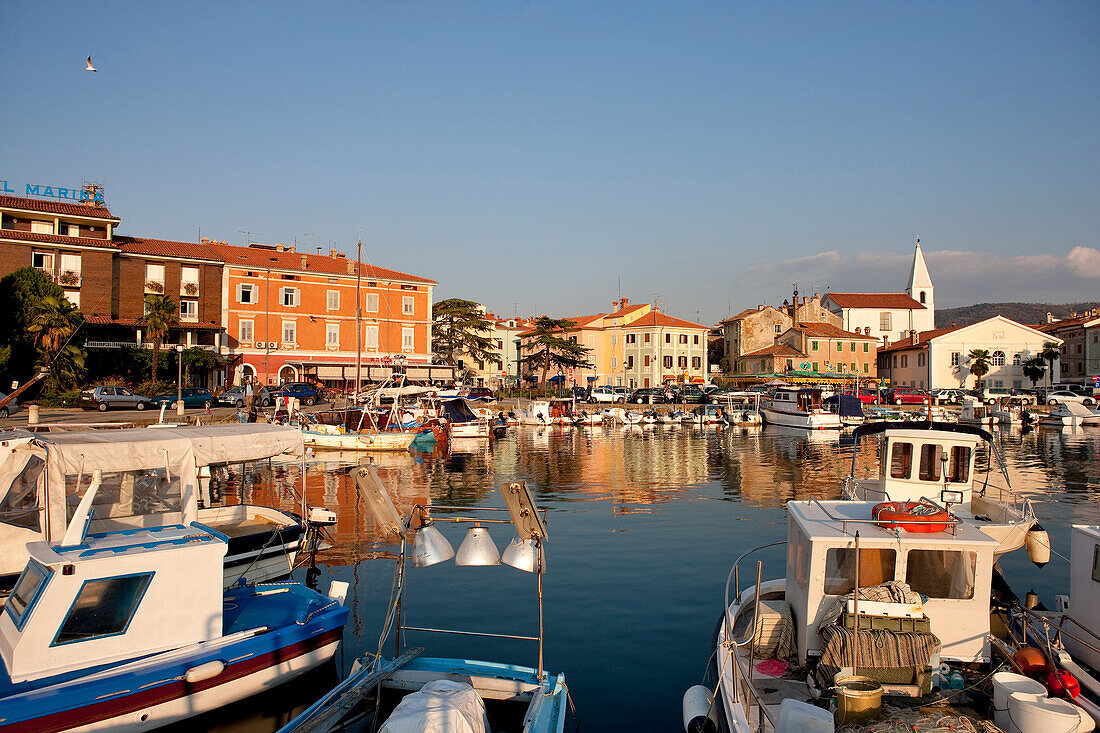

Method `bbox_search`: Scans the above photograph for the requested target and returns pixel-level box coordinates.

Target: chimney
[1046,312,1053,323]
[758,304,764,311]
[300,254,307,270]
[200,237,212,244]
[275,243,285,252]
[620,297,629,308]
[611,299,619,311]
[330,248,339,258]
[951,322,958,328]
[883,335,890,348]
[286,243,295,253]
[910,331,919,345]
[346,259,355,275]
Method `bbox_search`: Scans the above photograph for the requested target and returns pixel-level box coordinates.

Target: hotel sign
[0,179,105,204]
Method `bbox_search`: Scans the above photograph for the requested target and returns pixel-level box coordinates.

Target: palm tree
[967,348,991,391]
[1022,356,1046,387]
[1040,341,1061,387]
[431,299,498,368]
[520,316,594,388]
[138,294,179,383]
[27,295,86,391]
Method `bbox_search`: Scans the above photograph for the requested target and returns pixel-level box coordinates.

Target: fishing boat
[547,397,580,426]
[442,398,492,438]
[517,400,552,426]
[684,498,1011,733]
[576,409,605,426]
[279,467,568,733]
[842,422,1045,558]
[691,404,726,425]
[604,407,643,426]
[761,387,842,430]
[0,491,349,732]
[0,424,323,595]
[718,393,763,426]
[300,406,419,451]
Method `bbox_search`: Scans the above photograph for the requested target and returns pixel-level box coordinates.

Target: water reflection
[208,423,1100,732]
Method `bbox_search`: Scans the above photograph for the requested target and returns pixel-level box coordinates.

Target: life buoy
[872,501,950,533]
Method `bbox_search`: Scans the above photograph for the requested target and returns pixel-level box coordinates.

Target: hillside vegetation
[935,302,1100,328]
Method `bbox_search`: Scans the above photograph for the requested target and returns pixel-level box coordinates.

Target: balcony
[86,341,218,351]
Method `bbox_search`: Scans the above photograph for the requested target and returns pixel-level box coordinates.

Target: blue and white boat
[0,471,349,733]
[279,467,568,733]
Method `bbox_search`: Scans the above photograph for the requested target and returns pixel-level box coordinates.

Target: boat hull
[303,430,415,451]
[761,407,842,430]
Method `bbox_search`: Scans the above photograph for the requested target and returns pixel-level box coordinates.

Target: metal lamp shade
[411,523,455,568]
[454,526,501,566]
[501,536,543,573]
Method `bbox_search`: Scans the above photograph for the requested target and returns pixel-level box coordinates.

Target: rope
[842,705,999,733]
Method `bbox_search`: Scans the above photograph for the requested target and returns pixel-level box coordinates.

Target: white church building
[822,241,936,343]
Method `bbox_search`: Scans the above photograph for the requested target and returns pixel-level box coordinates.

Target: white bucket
[1009,692,1081,733]
[993,672,1047,731]
[776,698,834,733]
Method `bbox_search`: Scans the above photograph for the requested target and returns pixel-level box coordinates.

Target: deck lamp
[411,520,454,568]
[454,525,501,566]
[501,537,543,573]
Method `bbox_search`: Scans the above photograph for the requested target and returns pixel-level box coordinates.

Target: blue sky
[4,1,1098,324]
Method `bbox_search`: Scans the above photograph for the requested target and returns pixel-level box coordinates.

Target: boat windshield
[66,468,183,527]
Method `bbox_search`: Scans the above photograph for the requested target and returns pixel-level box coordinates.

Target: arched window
[919,291,926,304]
[1012,353,1021,366]
[992,350,1006,367]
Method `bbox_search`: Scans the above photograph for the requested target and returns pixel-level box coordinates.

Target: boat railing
[722,541,786,732]
[1017,605,1100,659]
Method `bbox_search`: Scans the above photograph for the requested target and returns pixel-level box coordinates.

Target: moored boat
[761,387,842,430]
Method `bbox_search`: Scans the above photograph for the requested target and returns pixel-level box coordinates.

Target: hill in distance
[936,302,1100,329]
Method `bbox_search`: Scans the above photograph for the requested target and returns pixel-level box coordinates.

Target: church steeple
[906,237,934,314]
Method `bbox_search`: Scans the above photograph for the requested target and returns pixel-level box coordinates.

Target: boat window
[918,444,942,482]
[824,548,896,595]
[890,443,913,479]
[0,454,45,531]
[905,550,976,599]
[787,523,811,591]
[947,446,971,483]
[65,469,183,526]
[54,574,153,645]
[5,560,51,629]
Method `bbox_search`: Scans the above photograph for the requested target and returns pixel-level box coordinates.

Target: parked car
[981,387,1036,405]
[667,385,707,404]
[0,392,20,418]
[931,388,967,405]
[463,387,494,401]
[150,387,216,409]
[1044,390,1096,407]
[272,382,324,406]
[885,386,931,405]
[215,385,273,408]
[853,388,882,405]
[629,388,666,404]
[589,386,625,403]
[79,385,153,412]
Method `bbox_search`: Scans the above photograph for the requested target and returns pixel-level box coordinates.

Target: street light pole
[176,345,184,415]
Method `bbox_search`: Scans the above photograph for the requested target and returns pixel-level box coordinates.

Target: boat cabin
[771,388,825,412]
[1064,525,1100,672]
[784,500,998,664]
[1,523,226,684]
[847,424,988,508]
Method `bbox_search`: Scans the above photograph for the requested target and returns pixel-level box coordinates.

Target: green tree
[967,348,991,390]
[1022,356,1046,387]
[0,268,65,383]
[432,299,497,368]
[138,294,179,383]
[520,316,594,387]
[1040,341,1061,386]
[27,294,87,391]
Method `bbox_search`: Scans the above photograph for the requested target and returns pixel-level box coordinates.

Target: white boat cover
[379,679,489,733]
[14,424,303,541]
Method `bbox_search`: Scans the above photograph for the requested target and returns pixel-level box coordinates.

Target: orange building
[212,242,440,387]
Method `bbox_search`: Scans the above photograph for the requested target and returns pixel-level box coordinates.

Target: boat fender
[1047,670,1082,700]
[683,684,718,733]
[1027,524,1051,568]
[184,660,225,683]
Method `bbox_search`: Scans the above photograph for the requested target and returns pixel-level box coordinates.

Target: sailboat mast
[355,232,362,401]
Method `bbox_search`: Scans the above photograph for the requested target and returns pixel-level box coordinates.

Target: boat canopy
[0,425,303,543]
[442,399,479,423]
[823,393,863,418]
[852,421,992,443]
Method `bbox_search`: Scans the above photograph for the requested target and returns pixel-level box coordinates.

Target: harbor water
[200,424,1100,731]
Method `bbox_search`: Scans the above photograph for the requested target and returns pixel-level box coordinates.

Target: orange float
[872,501,951,533]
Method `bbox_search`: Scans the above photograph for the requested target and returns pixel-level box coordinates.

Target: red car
[852,389,882,405]
[885,387,930,405]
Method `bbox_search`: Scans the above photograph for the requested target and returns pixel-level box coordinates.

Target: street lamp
[176,345,184,415]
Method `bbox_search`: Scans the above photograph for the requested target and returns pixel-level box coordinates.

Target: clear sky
[4,1,1098,324]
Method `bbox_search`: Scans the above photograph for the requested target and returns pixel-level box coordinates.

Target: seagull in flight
[85,56,97,72]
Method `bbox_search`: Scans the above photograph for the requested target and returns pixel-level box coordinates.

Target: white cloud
[1066,246,1100,278]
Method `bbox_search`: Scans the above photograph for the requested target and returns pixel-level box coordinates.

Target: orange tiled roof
[824,292,925,309]
[791,321,878,340]
[117,236,223,262]
[0,227,119,249]
[605,302,648,319]
[83,314,223,330]
[878,326,964,353]
[622,311,708,330]
[720,306,773,323]
[0,194,118,221]
[741,344,805,358]
[208,242,435,283]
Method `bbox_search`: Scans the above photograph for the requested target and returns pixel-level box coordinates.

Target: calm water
[207,423,1100,731]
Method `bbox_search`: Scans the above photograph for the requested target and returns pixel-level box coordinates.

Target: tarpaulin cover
[379,679,489,733]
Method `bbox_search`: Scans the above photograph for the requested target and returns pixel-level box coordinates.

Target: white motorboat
[443,398,492,438]
[761,387,842,430]
[842,422,1044,558]
[576,410,605,426]
[958,397,996,426]
[0,424,323,595]
[1041,401,1100,428]
[915,405,958,423]
[719,392,764,426]
[604,407,644,425]
[686,499,1009,733]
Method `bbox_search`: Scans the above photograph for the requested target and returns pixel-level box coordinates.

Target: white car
[1045,390,1096,407]
[589,386,625,403]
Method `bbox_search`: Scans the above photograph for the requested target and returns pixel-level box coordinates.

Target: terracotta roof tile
[623,311,709,330]
[824,292,925,309]
[878,325,963,353]
[720,306,779,323]
[791,321,878,340]
[117,236,223,262]
[207,242,436,283]
[741,344,805,358]
[0,227,118,249]
[83,314,222,331]
[0,194,118,221]
[605,302,648,319]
